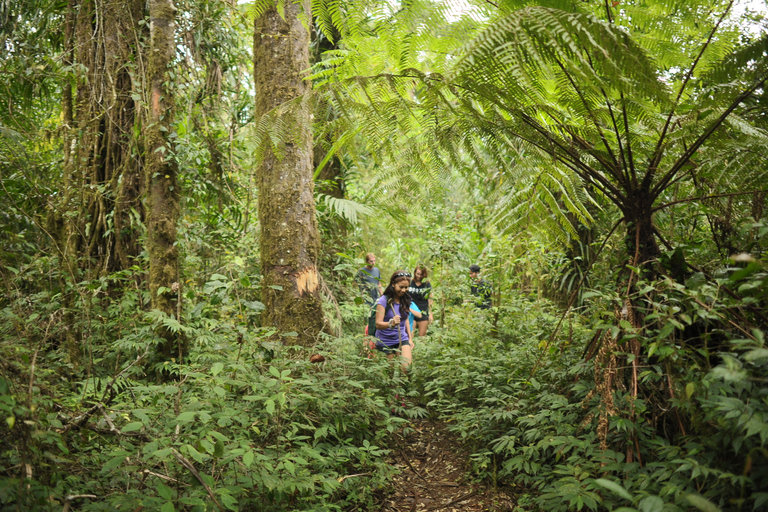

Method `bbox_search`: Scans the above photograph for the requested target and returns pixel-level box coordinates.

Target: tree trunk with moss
[253,0,327,345]
[146,0,181,360]
[48,0,146,365]
[49,0,146,274]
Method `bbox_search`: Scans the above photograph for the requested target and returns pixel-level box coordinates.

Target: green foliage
[0,261,410,511]
[413,261,768,511]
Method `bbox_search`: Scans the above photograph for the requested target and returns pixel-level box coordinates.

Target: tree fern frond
[318,194,373,224]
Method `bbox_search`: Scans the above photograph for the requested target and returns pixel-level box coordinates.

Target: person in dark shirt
[469,264,492,310]
[408,264,433,337]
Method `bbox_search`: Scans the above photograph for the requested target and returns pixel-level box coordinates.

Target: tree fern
[317,193,372,224]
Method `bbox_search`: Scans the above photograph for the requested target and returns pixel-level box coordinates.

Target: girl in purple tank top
[374,270,414,373]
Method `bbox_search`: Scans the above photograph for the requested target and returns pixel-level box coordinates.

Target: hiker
[358,253,383,334]
[374,270,414,372]
[408,302,423,334]
[408,264,433,337]
[469,264,492,310]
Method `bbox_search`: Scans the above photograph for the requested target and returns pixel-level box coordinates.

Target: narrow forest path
[378,419,516,511]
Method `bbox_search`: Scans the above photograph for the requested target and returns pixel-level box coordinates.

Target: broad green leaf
[152,448,172,459]
[161,502,174,512]
[121,422,143,433]
[220,492,238,511]
[639,496,664,512]
[214,439,225,458]
[176,411,196,423]
[211,362,224,376]
[156,483,173,500]
[101,455,126,472]
[744,348,768,362]
[594,478,633,501]
[685,494,722,512]
[186,444,204,463]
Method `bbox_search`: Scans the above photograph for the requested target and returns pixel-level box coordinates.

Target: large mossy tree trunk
[253,0,328,345]
[51,0,146,365]
[146,0,182,361]
[52,0,146,274]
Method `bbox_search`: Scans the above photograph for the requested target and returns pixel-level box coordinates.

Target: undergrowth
[414,288,768,512]
[0,262,410,512]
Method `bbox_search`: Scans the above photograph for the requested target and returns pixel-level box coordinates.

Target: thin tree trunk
[254,0,328,345]
[146,0,181,360]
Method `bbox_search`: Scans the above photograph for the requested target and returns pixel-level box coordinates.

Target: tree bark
[254,0,328,345]
[50,0,146,275]
[621,187,661,279]
[146,0,181,359]
[48,0,145,365]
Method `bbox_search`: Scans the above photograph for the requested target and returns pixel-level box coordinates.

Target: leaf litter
[377,419,515,511]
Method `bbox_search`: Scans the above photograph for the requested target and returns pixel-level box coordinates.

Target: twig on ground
[172,448,224,511]
[143,469,186,485]
[337,473,370,483]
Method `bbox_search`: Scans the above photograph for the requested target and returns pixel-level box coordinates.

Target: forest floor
[377,418,516,511]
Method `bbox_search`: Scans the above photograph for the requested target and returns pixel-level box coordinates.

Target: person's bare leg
[399,344,412,374]
[418,320,428,337]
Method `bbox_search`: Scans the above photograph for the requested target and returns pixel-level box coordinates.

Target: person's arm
[406,318,413,343]
[427,283,434,321]
[375,303,401,330]
[410,303,422,318]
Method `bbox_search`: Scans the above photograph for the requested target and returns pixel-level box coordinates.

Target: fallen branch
[171,448,224,511]
[337,473,370,483]
[143,469,186,485]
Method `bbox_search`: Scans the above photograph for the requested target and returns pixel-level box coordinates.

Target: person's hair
[383,270,412,317]
[413,264,428,281]
[365,252,376,264]
[469,264,481,273]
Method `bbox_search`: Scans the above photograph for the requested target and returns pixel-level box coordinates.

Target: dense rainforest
[1,0,767,510]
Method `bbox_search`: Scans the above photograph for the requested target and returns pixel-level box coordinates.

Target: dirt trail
[379,419,515,511]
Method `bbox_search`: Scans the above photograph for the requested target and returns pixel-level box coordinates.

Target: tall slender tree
[146,0,182,359]
[254,0,328,344]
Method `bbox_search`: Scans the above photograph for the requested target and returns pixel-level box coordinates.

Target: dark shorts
[414,308,430,322]
[375,339,411,354]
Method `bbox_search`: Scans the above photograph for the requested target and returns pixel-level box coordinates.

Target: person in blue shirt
[374,270,414,372]
[358,253,383,304]
[359,253,383,335]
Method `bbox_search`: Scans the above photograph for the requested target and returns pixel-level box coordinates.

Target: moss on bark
[146,0,182,360]
[254,0,328,345]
